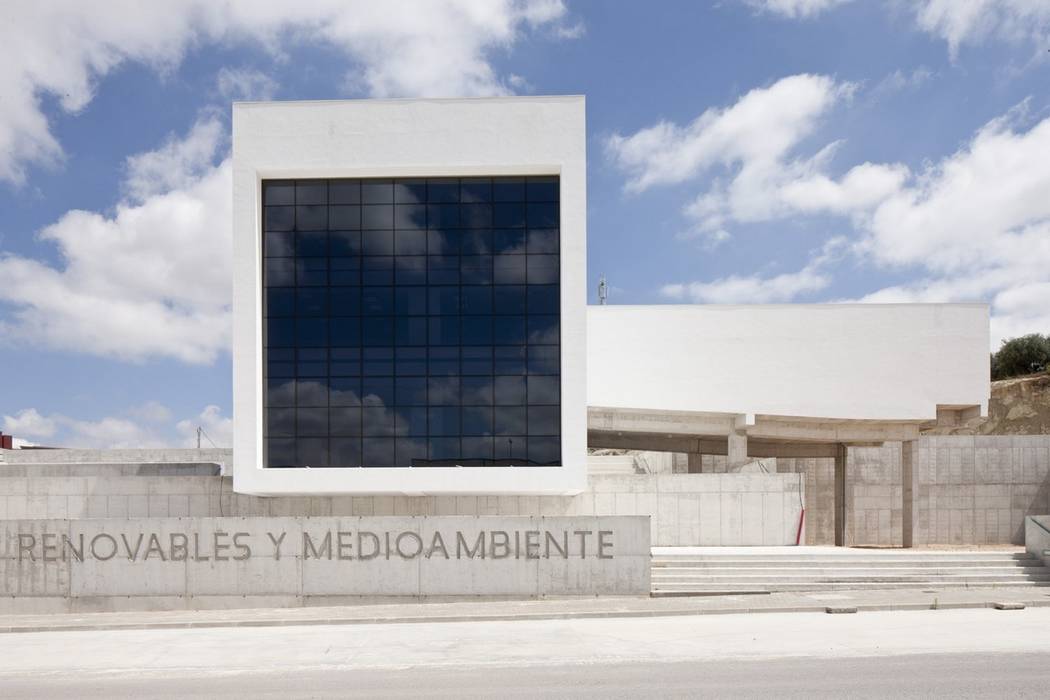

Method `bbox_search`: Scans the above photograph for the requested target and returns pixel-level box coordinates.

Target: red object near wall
[0,433,12,450]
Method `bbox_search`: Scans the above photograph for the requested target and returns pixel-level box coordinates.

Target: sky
[1,0,1049,449]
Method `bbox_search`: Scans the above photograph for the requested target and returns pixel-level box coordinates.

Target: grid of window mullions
[263,177,561,468]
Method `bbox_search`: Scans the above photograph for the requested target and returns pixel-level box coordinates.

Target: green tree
[991,334,1050,380]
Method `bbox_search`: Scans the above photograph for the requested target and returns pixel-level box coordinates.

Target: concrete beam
[588,407,736,438]
[747,419,922,444]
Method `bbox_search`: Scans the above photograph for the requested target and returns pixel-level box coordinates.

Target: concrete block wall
[778,436,1050,547]
[776,458,835,546]
[0,467,803,548]
[914,436,1050,546]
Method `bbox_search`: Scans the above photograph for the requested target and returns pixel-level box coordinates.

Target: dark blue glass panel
[395,437,427,466]
[493,178,525,202]
[527,406,559,435]
[329,318,361,347]
[297,407,328,437]
[526,202,558,228]
[426,179,459,202]
[526,229,558,254]
[493,202,526,228]
[265,259,295,287]
[330,408,361,436]
[330,377,362,406]
[329,180,360,205]
[263,181,295,206]
[461,316,493,345]
[494,406,526,435]
[394,229,427,255]
[298,438,329,467]
[395,317,427,346]
[493,316,526,345]
[526,177,558,202]
[296,181,326,205]
[267,288,295,317]
[362,317,394,346]
[493,286,525,314]
[296,288,327,316]
[394,287,426,315]
[296,318,328,347]
[361,180,393,204]
[394,205,427,231]
[331,438,362,466]
[265,231,295,257]
[460,287,491,315]
[267,318,295,347]
[267,408,295,437]
[428,286,460,315]
[494,376,526,405]
[428,407,460,436]
[395,377,427,405]
[264,206,294,231]
[394,180,426,204]
[363,438,395,466]
[329,206,360,230]
[296,205,326,230]
[527,285,558,314]
[460,178,492,203]
[463,407,494,435]
[395,408,427,437]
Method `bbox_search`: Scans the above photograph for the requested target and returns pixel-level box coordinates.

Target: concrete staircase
[651,549,1050,596]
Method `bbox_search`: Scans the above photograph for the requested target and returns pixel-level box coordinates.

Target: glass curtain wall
[262,177,561,468]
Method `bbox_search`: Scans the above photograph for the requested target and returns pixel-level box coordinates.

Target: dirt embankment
[924,373,1050,435]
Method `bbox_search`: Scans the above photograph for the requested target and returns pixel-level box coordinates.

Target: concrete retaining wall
[0,516,650,613]
[0,466,804,548]
[1026,515,1050,567]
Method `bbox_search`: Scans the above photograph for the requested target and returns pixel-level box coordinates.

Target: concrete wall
[233,96,588,496]
[588,304,989,421]
[0,468,803,548]
[0,516,650,613]
[1026,515,1050,567]
[776,436,1050,546]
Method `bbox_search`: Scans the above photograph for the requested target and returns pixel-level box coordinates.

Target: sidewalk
[2,586,1049,634]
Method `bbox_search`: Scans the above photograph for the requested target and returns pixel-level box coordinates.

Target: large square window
[262,177,560,467]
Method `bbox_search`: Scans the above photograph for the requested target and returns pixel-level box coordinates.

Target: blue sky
[2,0,1049,448]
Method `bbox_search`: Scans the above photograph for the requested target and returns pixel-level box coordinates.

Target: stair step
[652,560,1044,569]
[651,581,1050,595]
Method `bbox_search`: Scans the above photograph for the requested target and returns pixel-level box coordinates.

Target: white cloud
[743,0,854,19]
[1,403,232,448]
[606,74,885,243]
[0,119,232,364]
[0,0,572,185]
[216,67,279,101]
[852,106,1050,346]
[913,0,1050,57]
[2,408,57,438]
[662,238,843,303]
[176,405,233,448]
[123,117,225,203]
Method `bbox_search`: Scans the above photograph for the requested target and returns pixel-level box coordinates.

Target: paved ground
[3,585,1050,633]
[0,607,1048,698]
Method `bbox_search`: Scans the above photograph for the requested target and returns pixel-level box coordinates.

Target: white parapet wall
[588,304,990,421]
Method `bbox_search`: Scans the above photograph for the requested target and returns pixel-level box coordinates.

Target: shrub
[991,334,1050,380]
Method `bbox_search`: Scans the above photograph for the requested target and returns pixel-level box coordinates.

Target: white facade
[232,97,588,496]
[588,304,989,422]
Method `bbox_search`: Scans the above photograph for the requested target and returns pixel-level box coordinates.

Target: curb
[1,598,1048,634]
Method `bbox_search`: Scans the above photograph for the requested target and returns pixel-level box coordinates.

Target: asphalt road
[2,653,1048,698]
[1,608,1048,698]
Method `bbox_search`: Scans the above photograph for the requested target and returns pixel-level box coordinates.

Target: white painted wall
[232,96,587,496]
[588,304,989,422]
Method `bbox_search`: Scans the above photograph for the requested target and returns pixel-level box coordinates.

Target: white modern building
[232,95,989,520]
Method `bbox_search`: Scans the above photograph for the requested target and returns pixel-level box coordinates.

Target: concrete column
[901,440,915,548]
[727,432,748,470]
[834,443,847,547]
[687,452,704,474]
